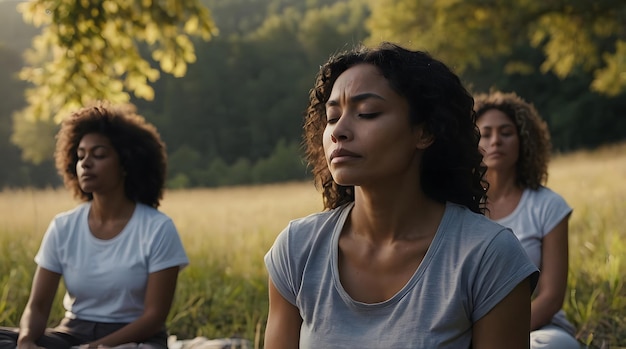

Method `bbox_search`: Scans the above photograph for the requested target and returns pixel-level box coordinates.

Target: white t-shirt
[494,186,575,334]
[265,202,539,348]
[495,186,572,267]
[35,202,189,323]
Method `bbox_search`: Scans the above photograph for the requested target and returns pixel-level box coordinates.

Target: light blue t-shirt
[495,187,571,270]
[495,186,575,334]
[265,202,538,348]
[35,202,189,323]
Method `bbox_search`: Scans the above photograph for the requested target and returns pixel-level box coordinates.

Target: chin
[333,170,374,187]
[333,178,359,187]
[79,186,95,194]
[331,175,355,187]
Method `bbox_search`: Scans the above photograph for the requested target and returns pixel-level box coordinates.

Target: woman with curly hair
[263,42,539,348]
[474,91,580,349]
[0,102,188,349]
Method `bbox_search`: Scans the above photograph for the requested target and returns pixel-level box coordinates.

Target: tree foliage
[0,0,623,189]
[13,0,217,163]
[366,0,626,96]
[144,0,369,188]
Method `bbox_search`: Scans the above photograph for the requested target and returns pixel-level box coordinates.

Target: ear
[415,126,435,150]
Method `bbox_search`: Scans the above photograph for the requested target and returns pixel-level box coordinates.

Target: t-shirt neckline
[84,202,139,244]
[330,201,452,309]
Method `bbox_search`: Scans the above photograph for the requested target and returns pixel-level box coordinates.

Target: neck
[485,168,520,201]
[350,183,445,243]
[90,194,136,222]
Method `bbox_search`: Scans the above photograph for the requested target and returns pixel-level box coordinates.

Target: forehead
[77,133,112,148]
[329,63,391,97]
[477,109,515,127]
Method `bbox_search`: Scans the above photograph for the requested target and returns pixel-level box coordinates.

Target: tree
[365,0,626,96]
[12,0,218,163]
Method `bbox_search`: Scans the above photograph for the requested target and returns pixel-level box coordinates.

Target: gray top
[495,186,575,334]
[265,202,539,348]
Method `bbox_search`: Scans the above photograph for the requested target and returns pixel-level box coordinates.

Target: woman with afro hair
[0,102,188,349]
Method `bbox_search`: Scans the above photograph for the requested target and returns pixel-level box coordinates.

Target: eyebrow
[326,93,386,107]
[77,144,109,151]
[480,123,516,130]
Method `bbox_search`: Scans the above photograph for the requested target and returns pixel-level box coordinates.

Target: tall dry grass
[548,143,626,347]
[0,144,624,347]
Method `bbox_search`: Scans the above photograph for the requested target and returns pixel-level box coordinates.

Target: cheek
[508,136,520,151]
[322,127,333,155]
[110,162,124,177]
[513,136,520,149]
[511,140,520,158]
[478,137,489,150]
[478,144,487,155]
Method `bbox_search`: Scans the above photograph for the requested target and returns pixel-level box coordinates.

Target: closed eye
[358,112,381,119]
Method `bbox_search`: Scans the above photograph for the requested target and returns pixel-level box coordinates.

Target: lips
[486,152,505,158]
[329,148,361,162]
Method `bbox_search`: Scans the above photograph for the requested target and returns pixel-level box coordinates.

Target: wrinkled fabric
[530,324,584,349]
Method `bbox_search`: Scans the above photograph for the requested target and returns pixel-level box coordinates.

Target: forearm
[89,267,181,346]
[531,216,570,331]
[266,279,302,349]
[17,307,48,345]
[264,322,300,349]
[87,315,165,347]
[530,295,563,330]
[17,267,61,346]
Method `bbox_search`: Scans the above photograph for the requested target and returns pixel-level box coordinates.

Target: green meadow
[1,144,624,348]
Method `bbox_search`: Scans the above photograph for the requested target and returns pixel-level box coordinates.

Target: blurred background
[1,0,625,189]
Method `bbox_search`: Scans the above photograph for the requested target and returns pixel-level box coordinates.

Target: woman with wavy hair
[0,102,188,349]
[475,91,580,349]
[263,42,539,348]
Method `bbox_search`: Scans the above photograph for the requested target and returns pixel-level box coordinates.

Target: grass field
[1,143,625,348]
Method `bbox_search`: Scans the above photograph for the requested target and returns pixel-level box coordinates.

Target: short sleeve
[34,219,63,273]
[148,218,189,273]
[471,228,539,322]
[539,190,572,237]
[264,224,298,306]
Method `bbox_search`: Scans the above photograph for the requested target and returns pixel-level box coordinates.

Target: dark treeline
[0,0,624,189]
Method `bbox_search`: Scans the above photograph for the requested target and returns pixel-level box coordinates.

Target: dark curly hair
[304,42,487,213]
[54,102,167,208]
[474,91,551,190]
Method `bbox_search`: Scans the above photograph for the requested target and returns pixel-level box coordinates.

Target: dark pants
[0,317,168,349]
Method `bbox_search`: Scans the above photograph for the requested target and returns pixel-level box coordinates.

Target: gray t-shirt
[265,202,539,348]
[495,186,575,334]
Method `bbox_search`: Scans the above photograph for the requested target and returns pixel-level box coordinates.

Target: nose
[80,155,92,169]
[330,115,353,143]
[489,132,502,146]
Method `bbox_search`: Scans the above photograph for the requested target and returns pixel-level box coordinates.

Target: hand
[16,341,44,349]
[74,343,139,349]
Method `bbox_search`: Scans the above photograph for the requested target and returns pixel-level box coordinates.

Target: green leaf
[13,0,218,162]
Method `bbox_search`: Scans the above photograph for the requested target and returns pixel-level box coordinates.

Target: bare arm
[264,278,302,349]
[87,266,180,347]
[472,278,532,349]
[531,216,570,330]
[17,267,62,348]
